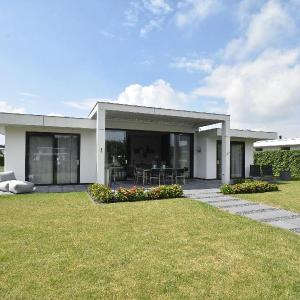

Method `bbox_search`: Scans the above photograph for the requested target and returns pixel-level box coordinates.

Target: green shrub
[88,184,114,203]
[88,184,183,203]
[115,186,145,202]
[147,185,183,200]
[220,180,279,194]
[0,155,4,167]
[254,150,300,177]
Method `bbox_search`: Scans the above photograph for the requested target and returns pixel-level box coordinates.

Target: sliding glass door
[26,133,80,184]
[216,141,245,179]
[231,142,245,179]
[170,133,192,177]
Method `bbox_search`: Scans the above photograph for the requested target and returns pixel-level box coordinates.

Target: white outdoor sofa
[0,171,35,194]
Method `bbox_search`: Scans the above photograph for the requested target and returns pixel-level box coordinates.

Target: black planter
[280,170,291,180]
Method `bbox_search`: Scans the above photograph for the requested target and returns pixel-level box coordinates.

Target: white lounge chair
[0,171,35,194]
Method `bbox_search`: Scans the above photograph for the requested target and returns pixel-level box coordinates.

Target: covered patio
[89,102,231,185]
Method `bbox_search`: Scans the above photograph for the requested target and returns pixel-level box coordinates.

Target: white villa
[0,102,276,185]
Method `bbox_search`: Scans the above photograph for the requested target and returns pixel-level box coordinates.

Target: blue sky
[1,0,300,143]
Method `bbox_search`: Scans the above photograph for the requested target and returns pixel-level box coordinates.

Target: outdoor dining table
[141,167,174,185]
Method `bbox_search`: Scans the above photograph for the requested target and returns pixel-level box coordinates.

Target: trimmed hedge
[88,184,183,203]
[220,180,279,194]
[0,155,4,167]
[254,150,300,177]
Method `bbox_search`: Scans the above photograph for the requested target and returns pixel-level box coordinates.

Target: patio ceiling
[91,101,230,129]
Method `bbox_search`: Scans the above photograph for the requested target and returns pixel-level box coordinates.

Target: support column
[221,119,230,184]
[96,107,106,184]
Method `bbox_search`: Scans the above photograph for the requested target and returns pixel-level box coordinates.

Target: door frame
[25,132,81,185]
[216,140,245,179]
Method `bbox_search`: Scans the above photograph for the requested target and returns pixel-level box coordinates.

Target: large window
[170,133,192,177]
[105,130,127,180]
[26,133,80,184]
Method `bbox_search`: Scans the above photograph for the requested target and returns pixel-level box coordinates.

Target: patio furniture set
[249,165,276,182]
[134,167,187,186]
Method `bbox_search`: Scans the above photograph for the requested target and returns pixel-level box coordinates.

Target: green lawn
[0,193,299,299]
[237,180,300,213]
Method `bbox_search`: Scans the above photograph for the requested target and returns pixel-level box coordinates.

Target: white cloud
[124,0,172,36]
[117,79,189,109]
[0,101,25,114]
[195,48,300,134]
[170,56,213,72]
[18,92,39,98]
[175,0,220,28]
[140,19,162,37]
[144,0,172,15]
[64,80,190,111]
[224,0,297,60]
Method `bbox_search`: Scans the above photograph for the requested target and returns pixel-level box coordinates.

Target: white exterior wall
[244,141,254,177]
[194,133,254,179]
[5,126,96,183]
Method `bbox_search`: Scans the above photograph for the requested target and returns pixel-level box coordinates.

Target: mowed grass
[0,193,299,299]
[237,180,300,213]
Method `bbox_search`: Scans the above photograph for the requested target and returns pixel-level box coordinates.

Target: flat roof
[200,127,277,140]
[89,101,230,129]
[254,138,300,147]
[0,112,96,129]
[89,101,230,118]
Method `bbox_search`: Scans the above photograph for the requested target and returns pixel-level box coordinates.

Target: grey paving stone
[266,220,300,230]
[246,210,298,221]
[48,185,63,193]
[285,217,300,227]
[224,204,275,214]
[210,200,251,208]
[35,186,49,193]
[74,185,88,192]
[188,193,224,199]
[62,185,75,193]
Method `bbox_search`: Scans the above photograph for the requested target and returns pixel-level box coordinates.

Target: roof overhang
[0,112,96,130]
[90,101,230,130]
[200,128,277,140]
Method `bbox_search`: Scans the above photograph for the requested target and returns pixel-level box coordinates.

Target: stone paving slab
[246,210,298,221]
[266,220,300,230]
[284,217,300,227]
[210,200,251,208]
[224,204,275,214]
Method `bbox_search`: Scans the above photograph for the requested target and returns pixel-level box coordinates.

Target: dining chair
[164,168,174,184]
[134,167,144,184]
[175,168,185,185]
[149,168,161,185]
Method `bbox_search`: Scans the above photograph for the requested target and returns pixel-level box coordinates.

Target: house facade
[0,102,276,185]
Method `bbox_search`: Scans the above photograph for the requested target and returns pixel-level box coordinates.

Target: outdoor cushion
[0,171,16,182]
[8,180,35,194]
[0,180,12,192]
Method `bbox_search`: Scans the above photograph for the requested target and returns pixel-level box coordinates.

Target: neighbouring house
[0,102,276,185]
[254,138,300,152]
